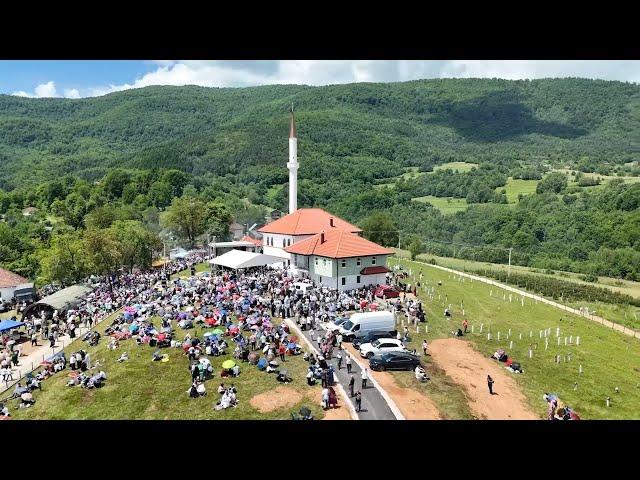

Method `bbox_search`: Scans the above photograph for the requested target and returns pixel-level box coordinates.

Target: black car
[369,351,421,372]
[352,330,397,349]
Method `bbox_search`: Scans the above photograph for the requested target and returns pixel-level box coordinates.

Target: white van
[338,311,395,340]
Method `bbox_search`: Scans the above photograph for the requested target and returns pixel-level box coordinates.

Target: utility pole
[508,247,513,277]
[163,241,167,276]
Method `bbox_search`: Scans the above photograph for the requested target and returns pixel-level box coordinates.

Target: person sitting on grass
[218,383,226,394]
[19,392,35,408]
[415,365,429,382]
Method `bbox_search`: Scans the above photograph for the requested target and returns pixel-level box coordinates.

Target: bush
[581,274,598,283]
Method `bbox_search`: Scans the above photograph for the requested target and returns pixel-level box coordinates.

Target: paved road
[287,319,398,420]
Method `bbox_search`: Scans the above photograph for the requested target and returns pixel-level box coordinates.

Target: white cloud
[34,81,58,98]
[11,81,84,99]
[63,88,81,99]
[11,61,640,99]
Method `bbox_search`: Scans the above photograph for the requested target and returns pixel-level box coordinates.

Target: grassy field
[432,162,479,173]
[412,196,469,215]
[7,312,326,420]
[501,177,539,203]
[387,257,640,419]
[403,250,640,301]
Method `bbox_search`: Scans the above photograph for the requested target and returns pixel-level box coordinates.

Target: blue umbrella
[257,358,267,370]
[288,342,296,350]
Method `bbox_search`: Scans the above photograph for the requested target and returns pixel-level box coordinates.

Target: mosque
[258,109,393,290]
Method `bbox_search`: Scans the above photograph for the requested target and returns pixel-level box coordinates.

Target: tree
[536,172,568,194]
[161,196,209,246]
[84,228,123,287]
[359,212,398,247]
[408,238,424,260]
[102,169,132,199]
[39,233,90,286]
[109,220,161,272]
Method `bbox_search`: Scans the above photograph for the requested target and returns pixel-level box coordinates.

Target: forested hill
[1,78,639,282]
[0,78,638,190]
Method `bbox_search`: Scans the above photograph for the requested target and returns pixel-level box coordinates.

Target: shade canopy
[209,250,283,270]
[22,284,92,320]
[0,319,24,332]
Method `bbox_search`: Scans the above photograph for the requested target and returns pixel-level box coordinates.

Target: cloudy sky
[2,60,639,99]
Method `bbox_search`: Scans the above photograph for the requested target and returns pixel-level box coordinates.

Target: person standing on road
[31,332,38,347]
[487,375,495,395]
[355,391,362,412]
[346,354,352,373]
[361,368,369,389]
[349,375,355,397]
[336,352,342,370]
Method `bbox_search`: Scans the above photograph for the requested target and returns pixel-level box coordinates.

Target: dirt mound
[250,386,303,413]
[429,338,538,420]
[374,371,443,419]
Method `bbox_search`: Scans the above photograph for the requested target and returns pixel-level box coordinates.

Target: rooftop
[258,208,362,236]
[285,229,393,259]
[0,267,28,289]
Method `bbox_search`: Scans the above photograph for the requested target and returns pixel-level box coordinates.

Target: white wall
[310,272,386,291]
[0,286,15,301]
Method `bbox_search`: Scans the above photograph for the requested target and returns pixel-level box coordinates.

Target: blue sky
[1,60,638,99]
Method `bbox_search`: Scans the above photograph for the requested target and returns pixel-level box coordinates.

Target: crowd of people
[1,251,418,418]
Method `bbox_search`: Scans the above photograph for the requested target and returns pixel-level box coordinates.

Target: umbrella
[257,358,267,370]
[300,407,311,417]
[128,325,139,332]
[203,332,213,337]
[205,318,217,326]
[248,352,259,362]
[269,360,278,367]
[287,342,296,350]
[290,335,298,343]
[229,326,240,333]
[250,325,260,330]
[199,358,211,366]
[222,359,235,369]
[185,306,195,312]
[211,328,224,335]
[40,361,52,366]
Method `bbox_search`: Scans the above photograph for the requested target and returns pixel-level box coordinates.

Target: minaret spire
[287,106,298,214]
[289,103,297,139]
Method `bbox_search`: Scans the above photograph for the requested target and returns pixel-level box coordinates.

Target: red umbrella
[229,326,240,333]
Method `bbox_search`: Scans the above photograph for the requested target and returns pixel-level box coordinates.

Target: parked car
[374,284,400,299]
[326,316,348,333]
[369,351,421,371]
[352,330,398,349]
[359,338,406,358]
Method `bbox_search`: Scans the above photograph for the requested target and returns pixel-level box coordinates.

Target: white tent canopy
[208,249,283,270]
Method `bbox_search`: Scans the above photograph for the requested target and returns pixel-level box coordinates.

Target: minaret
[287,105,298,214]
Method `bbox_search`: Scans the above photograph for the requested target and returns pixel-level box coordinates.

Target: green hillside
[0,79,639,282]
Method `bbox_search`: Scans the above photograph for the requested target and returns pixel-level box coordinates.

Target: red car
[374,284,400,299]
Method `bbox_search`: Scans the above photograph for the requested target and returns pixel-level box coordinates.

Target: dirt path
[250,386,303,413]
[313,389,352,420]
[343,344,441,419]
[428,339,539,420]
